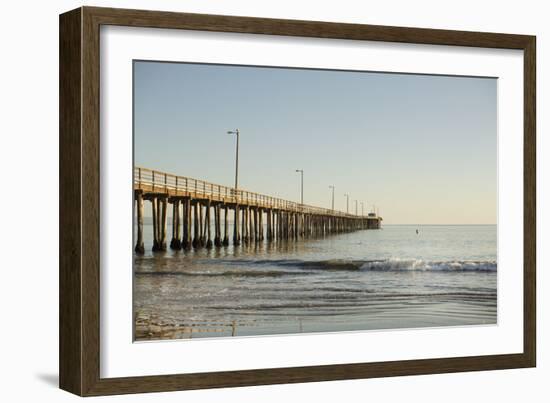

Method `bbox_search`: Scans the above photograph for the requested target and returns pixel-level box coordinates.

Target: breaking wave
[233,258,497,272]
[357,258,496,272]
[228,258,497,272]
[136,258,496,277]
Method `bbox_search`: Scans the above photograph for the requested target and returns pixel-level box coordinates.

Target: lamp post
[355,200,358,215]
[295,169,304,204]
[227,129,240,196]
[344,193,349,214]
[227,129,240,245]
[361,202,364,216]
[329,185,335,210]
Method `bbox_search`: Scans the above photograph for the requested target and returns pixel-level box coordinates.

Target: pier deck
[134,167,382,252]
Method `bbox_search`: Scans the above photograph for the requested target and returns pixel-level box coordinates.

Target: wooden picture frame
[59,6,536,396]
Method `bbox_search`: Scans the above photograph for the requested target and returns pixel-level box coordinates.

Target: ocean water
[134,224,497,340]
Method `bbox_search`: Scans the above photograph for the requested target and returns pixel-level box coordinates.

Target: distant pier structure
[134,167,382,253]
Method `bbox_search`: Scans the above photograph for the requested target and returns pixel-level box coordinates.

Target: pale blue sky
[134,61,497,224]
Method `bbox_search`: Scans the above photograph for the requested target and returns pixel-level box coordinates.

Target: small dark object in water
[416,229,419,234]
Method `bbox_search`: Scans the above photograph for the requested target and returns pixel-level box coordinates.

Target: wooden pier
[133,167,382,253]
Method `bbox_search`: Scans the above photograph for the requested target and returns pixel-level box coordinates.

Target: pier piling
[192,202,200,248]
[205,200,213,248]
[214,204,222,247]
[134,190,145,254]
[223,206,229,246]
[233,205,241,246]
[170,199,182,250]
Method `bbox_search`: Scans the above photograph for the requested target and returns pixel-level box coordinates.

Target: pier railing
[134,167,360,218]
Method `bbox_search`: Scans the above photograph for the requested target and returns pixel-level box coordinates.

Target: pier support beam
[192,202,200,248]
[223,205,229,246]
[151,197,159,250]
[159,197,168,250]
[134,191,145,254]
[199,202,205,247]
[242,206,248,244]
[205,200,213,248]
[151,196,167,251]
[266,209,272,241]
[259,209,264,241]
[170,200,182,250]
[277,210,282,241]
[233,205,241,246]
[252,207,256,243]
[214,204,222,247]
[175,200,181,246]
[181,198,191,249]
[252,208,256,242]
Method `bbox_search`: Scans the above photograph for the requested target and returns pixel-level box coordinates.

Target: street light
[227,129,240,197]
[344,193,349,214]
[355,200,358,216]
[329,185,335,210]
[295,169,304,204]
[361,202,364,216]
[227,129,240,245]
